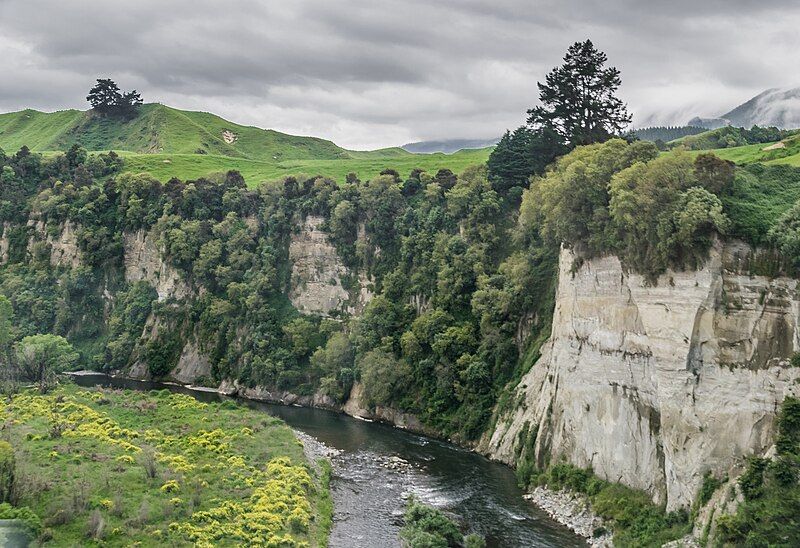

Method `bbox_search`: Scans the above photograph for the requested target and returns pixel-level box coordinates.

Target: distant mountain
[688,87,800,130]
[720,87,800,129]
[401,138,499,154]
[0,103,353,161]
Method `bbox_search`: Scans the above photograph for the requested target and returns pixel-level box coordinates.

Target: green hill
[0,103,351,161]
[0,104,493,184]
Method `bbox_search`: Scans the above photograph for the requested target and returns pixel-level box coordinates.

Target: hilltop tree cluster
[86,79,143,120]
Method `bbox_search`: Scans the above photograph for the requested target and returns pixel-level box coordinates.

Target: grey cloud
[0,0,798,148]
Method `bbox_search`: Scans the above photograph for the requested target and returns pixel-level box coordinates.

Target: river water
[71,374,584,547]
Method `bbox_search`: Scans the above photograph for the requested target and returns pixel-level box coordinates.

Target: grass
[118,148,492,186]
[0,104,349,161]
[1,383,329,546]
[684,133,800,167]
[722,163,800,245]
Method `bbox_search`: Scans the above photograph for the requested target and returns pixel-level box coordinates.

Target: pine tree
[527,40,631,146]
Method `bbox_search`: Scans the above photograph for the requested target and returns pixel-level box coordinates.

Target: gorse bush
[1,385,324,545]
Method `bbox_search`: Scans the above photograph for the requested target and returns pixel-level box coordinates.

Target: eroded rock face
[484,241,800,510]
[25,220,82,268]
[123,230,189,301]
[288,215,372,316]
[172,339,212,384]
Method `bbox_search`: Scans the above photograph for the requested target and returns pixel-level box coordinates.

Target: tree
[487,126,567,190]
[86,79,143,119]
[527,40,631,146]
[14,334,78,393]
[86,79,122,115]
[0,296,15,394]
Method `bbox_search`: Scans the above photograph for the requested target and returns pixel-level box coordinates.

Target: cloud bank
[0,0,798,148]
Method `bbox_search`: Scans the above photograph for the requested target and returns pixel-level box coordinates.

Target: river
[70,374,585,547]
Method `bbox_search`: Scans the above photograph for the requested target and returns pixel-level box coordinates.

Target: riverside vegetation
[3,40,800,546]
[0,383,331,546]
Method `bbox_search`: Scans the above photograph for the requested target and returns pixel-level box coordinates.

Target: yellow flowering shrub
[160,480,180,493]
[5,385,324,547]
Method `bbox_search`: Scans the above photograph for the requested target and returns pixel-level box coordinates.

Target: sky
[0,0,798,149]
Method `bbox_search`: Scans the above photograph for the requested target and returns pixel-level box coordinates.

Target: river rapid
[71,374,585,547]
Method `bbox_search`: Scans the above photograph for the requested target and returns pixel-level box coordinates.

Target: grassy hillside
[119,148,492,186]
[686,133,800,167]
[2,383,331,546]
[0,105,492,184]
[0,104,350,161]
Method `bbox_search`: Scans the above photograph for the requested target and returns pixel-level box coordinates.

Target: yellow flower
[160,479,180,493]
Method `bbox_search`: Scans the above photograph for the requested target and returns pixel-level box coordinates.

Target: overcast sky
[0,1,798,149]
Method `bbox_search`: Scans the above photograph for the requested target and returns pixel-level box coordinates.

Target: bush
[0,502,43,538]
[694,471,724,510]
[535,462,690,546]
[0,440,14,503]
[400,496,485,548]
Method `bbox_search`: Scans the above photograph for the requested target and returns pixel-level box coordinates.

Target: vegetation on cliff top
[0,383,328,546]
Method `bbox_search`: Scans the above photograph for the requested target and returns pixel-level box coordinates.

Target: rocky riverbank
[524,486,613,547]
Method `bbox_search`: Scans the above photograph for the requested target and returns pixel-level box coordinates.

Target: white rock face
[123,230,189,301]
[484,241,800,510]
[171,339,212,384]
[288,215,372,316]
[25,219,82,268]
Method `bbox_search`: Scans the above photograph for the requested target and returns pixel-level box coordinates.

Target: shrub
[0,502,43,538]
[400,496,485,547]
[0,440,14,504]
[694,471,724,510]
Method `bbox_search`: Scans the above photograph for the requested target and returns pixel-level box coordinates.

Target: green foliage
[145,332,183,378]
[0,503,42,538]
[400,497,484,548]
[487,127,567,191]
[769,200,800,269]
[528,40,631,147]
[523,140,733,279]
[722,163,800,246]
[2,384,328,546]
[717,397,800,546]
[0,134,549,444]
[530,463,690,547]
[359,349,410,407]
[86,79,142,120]
[675,125,796,151]
[14,334,78,392]
[694,471,724,511]
[629,126,707,143]
[0,440,14,504]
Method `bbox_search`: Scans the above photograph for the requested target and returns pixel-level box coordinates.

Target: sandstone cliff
[482,241,800,512]
[288,214,373,317]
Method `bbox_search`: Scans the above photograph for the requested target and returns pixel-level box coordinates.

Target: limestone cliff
[123,229,190,301]
[288,215,373,317]
[483,241,800,511]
